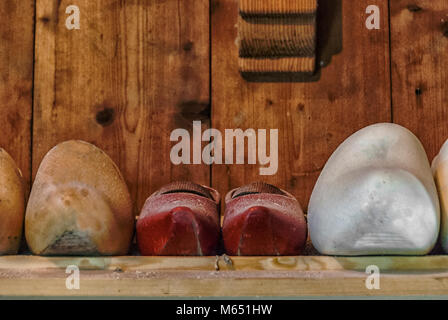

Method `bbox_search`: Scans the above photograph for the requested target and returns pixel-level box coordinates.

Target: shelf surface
[1,255,448,298]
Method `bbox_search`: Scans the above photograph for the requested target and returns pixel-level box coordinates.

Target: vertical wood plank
[0,1,35,191]
[391,0,448,161]
[33,0,210,213]
[211,0,391,211]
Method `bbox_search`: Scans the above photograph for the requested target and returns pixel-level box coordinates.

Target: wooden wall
[33,0,210,214]
[212,0,391,208]
[0,0,447,214]
[391,0,448,161]
[0,1,34,193]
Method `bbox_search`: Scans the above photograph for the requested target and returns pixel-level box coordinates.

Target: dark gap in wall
[30,2,37,194]
[209,0,213,191]
[209,0,225,256]
[388,0,394,123]
[20,0,38,255]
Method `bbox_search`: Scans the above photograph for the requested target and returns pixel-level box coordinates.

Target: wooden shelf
[1,256,448,298]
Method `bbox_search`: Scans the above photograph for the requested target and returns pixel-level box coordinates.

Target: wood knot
[183,41,194,52]
[96,108,115,127]
[407,4,422,12]
[40,16,51,23]
[178,101,211,121]
[441,19,448,38]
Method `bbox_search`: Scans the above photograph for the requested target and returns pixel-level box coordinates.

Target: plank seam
[388,0,393,123]
[30,0,37,194]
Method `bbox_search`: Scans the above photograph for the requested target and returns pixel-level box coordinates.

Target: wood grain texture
[0,256,218,271]
[4,255,448,272]
[3,275,448,297]
[33,0,210,214]
[212,0,391,214]
[0,1,35,191]
[238,0,316,74]
[239,0,317,15]
[2,256,448,297]
[239,57,315,73]
[391,1,448,162]
[238,18,316,58]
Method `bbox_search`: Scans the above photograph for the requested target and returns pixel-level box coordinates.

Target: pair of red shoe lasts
[136,182,307,256]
